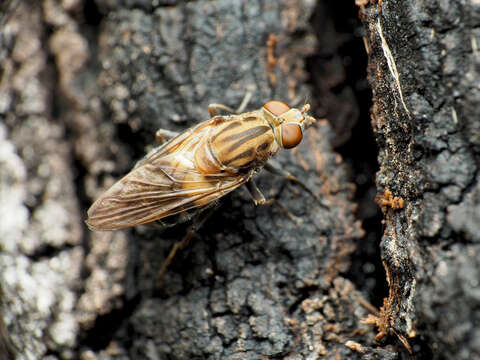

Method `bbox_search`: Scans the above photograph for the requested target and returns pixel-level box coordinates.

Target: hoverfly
[86,100,316,231]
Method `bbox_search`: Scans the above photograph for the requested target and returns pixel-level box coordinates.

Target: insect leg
[263,199,303,225]
[264,160,325,207]
[155,129,179,145]
[245,179,267,205]
[245,179,302,225]
[208,104,236,117]
[157,203,218,285]
[235,91,253,113]
[208,92,253,116]
[134,129,181,169]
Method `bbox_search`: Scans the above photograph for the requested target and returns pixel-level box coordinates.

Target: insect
[86,100,316,231]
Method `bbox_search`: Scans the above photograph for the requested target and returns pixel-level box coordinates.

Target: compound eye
[264,100,290,116]
[281,123,303,149]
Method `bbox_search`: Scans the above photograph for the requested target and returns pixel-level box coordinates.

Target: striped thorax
[86,100,315,230]
[196,101,314,174]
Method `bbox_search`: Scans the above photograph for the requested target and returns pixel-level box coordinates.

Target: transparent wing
[86,123,250,230]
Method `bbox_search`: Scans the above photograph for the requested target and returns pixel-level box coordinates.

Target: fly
[86,100,317,231]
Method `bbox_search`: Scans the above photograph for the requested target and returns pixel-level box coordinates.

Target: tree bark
[360,0,480,358]
[8,0,476,359]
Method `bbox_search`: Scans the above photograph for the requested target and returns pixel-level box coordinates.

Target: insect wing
[86,122,250,230]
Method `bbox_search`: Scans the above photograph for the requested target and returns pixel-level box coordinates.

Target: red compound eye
[264,100,290,116]
[281,123,303,149]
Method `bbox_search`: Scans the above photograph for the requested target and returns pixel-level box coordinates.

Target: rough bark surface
[360,0,480,358]
[0,0,423,359]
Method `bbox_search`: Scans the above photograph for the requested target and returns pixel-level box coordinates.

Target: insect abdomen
[209,114,276,171]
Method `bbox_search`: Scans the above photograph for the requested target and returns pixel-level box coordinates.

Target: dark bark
[360,0,480,359]
[0,0,438,359]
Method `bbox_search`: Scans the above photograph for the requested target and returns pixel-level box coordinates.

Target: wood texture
[0,0,415,359]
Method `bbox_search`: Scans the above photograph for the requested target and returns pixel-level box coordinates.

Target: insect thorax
[208,112,277,171]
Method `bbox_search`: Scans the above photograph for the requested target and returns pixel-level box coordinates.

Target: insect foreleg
[246,179,303,225]
[263,199,303,226]
[155,129,180,145]
[245,179,267,205]
[208,92,253,116]
[235,91,253,113]
[264,161,325,207]
[208,103,237,117]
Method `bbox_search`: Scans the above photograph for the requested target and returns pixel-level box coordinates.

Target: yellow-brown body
[195,112,278,174]
[86,101,314,230]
